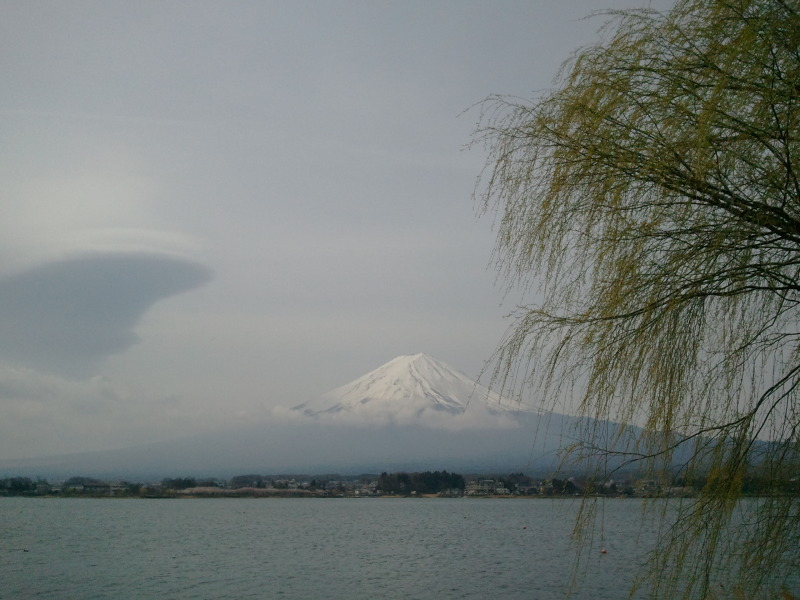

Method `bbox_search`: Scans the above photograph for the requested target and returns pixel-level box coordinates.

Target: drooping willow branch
[473,1,800,597]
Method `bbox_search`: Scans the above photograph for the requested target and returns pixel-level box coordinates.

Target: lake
[0,497,776,599]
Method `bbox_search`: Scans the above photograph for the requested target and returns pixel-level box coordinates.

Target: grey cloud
[0,253,211,376]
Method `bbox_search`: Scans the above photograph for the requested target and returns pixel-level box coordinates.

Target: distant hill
[0,354,641,480]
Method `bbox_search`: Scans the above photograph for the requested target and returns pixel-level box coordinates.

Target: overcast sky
[1,0,666,460]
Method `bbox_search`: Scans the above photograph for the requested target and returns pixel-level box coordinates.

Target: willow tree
[474,0,799,597]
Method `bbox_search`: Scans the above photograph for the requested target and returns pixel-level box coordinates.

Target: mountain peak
[292,353,525,428]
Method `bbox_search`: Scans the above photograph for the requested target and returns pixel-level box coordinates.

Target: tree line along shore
[2,469,797,499]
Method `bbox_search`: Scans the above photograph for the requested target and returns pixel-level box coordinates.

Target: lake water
[0,497,779,599]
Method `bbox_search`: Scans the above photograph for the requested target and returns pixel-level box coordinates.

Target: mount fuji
[291,353,532,428]
[0,354,607,478]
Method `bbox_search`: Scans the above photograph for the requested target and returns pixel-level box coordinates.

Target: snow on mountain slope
[290,353,532,429]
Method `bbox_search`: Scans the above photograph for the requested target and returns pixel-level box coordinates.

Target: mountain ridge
[0,354,622,478]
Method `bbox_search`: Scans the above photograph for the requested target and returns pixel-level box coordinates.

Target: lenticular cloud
[0,252,211,376]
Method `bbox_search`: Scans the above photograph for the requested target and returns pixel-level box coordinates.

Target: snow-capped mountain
[2,355,651,477]
[291,353,530,428]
